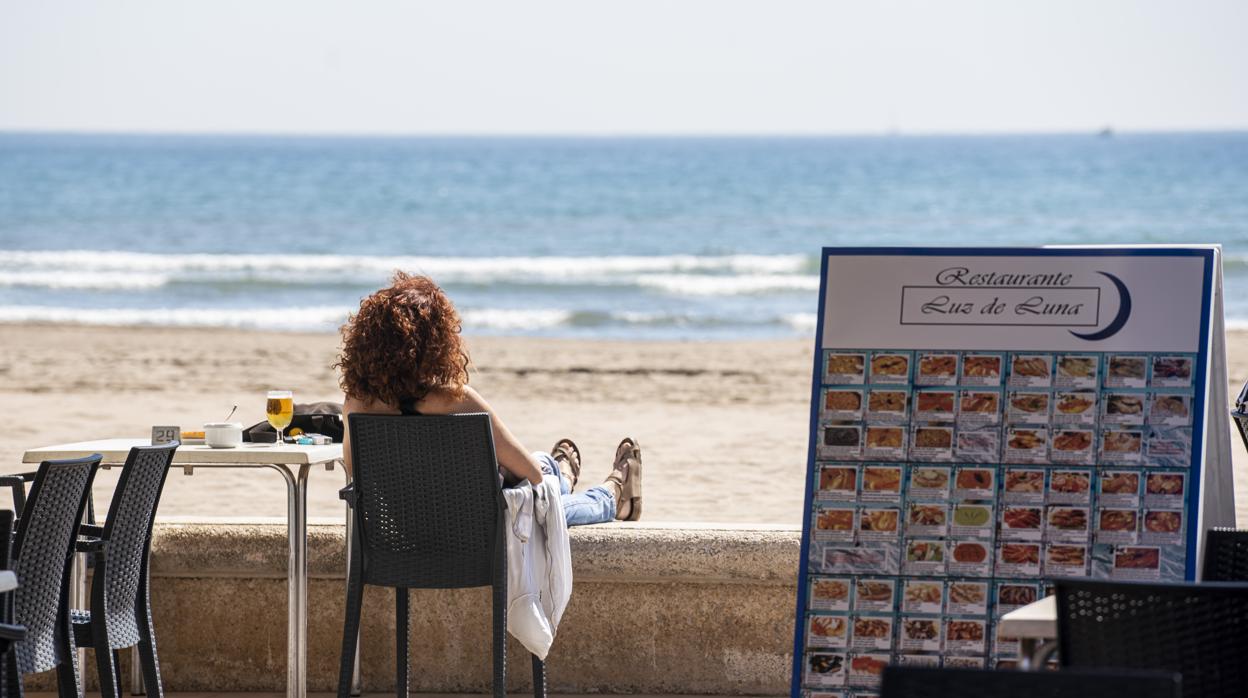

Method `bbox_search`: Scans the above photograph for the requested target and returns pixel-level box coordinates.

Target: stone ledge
[32,521,801,694]
[149,521,803,585]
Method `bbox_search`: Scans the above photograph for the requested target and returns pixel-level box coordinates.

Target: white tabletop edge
[22,438,342,466]
[997,594,1057,639]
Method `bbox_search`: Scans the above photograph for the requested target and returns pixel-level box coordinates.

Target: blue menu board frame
[791,247,1216,697]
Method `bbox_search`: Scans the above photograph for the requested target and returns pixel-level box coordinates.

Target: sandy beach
[2,323,1246,526]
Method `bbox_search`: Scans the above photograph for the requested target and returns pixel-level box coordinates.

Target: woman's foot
[550,438,581,488]
[605,437,642,521]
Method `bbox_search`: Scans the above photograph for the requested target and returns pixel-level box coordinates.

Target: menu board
[792,247,1232,697]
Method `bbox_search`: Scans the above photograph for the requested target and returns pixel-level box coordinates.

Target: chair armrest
[338,483,357,507]
[75,536,106,553]
[78,523,105,538]
[0,473,36,485]
[0,472,35,518]
[0,623,25,643]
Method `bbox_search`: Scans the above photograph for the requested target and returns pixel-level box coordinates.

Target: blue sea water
[1,132,1245,338]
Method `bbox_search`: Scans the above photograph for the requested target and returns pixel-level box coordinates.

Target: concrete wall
[31,522,801,694]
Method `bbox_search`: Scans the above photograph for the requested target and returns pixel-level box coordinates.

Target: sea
[1,132,1245,339]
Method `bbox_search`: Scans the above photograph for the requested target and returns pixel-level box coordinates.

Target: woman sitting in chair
[336,271,642,524]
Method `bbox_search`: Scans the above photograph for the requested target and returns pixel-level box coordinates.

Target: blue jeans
[534,451,615,526]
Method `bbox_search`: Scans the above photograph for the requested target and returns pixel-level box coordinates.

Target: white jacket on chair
[502,474,572,660]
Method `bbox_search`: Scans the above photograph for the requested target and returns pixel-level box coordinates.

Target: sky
[1,0,1246,135]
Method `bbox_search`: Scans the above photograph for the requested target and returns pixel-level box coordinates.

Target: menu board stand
[792,245,1232,697]
[1198,252,1235,573]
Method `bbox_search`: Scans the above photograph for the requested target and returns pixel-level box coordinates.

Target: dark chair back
[11,456,101,674]
[0,509,24,697]
[1202,528,1248,581]
[1057,579,1248,698]
[347,413,502,588]
[881,665,1181,697]
[95,444,176,647]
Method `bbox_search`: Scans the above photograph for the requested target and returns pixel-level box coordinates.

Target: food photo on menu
[801,337,1212,684]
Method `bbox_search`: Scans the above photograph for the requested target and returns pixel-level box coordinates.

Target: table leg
[1018,638,1036,670]
[342,462,362,696]
[131,645,144,694]
[70,551,87,698]
[274,464,310,698]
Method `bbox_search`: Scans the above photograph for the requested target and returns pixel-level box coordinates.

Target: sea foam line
[0,249,813,275]
[0,304,818,334]
[0,250,819,296]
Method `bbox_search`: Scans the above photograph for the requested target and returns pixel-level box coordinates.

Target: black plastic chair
[69,443,176,698]
[337,413,547,698]
[1203,528,1248,581]
[6,455,101,698]
[1056,579,1248,698]
[0,511,28,698]
[881,665,1181,697]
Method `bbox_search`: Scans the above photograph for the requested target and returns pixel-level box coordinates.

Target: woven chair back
[1057,579,1248,698]
[96,444,176,648]
[347,413,502,589]
[0,508,13,620]
[1202,528,1248,581]
[880,665,1181,697]
[12,455,101,674]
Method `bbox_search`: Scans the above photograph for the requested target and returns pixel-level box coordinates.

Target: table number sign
[792,246,1234,696]
[151,426,180,445]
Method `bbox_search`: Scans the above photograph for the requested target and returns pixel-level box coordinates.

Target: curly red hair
[335,272,470,405]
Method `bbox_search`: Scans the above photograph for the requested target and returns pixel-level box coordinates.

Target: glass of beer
[266,390,294,445]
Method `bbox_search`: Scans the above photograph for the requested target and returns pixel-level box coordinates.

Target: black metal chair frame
[5,455,101,698]
[880,665,1181,698]
[1202,527,1248,581]
[69,443,176,698]
[1056,578,1248,698]
[336,412,547,698]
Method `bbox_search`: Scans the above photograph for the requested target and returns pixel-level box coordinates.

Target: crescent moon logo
[1070,271,1131,341]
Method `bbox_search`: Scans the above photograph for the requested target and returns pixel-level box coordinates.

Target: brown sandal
[550,438,581,488]
[610,437,642,521]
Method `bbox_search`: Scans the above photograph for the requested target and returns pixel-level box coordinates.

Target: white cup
[204,422,244,448]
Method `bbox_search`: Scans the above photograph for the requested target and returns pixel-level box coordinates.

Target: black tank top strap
[398,397,422,415]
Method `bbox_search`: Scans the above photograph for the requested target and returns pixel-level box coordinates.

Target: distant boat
[1098,126,1114,138]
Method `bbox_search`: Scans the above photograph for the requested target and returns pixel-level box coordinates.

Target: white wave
[0,303,822,334]
[0,249,812,278]
[459,308,573,330]
[0,304,576,333]
[0,271,171,290]
[636,273,820,296]
[784,313,819,332]
[0,305,352,332]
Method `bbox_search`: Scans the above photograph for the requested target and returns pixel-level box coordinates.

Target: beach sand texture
[1,324,1245,526]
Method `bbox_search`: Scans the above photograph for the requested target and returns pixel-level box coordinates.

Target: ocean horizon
[2,132,1245,339]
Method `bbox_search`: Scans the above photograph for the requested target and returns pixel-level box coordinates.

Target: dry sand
[1,324,1246,525]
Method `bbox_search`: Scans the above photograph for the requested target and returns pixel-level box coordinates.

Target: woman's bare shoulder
[419,385,489,414]
[342,395,399,415]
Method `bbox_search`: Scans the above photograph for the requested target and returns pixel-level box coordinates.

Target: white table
[0,571,16,594]
[22,438,346,698]
[998,595,1057,670]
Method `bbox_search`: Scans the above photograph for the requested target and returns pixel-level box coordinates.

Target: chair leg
[6,646,21,698]
[395,589,408,698]
[88,584,119,698]
[531,655,547,698]
[135,576,164,698]
[492,581,506,698]
[95,638,120,698]
[336,549,365,698]
[112,650,124,698]
[54,608,80,698]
